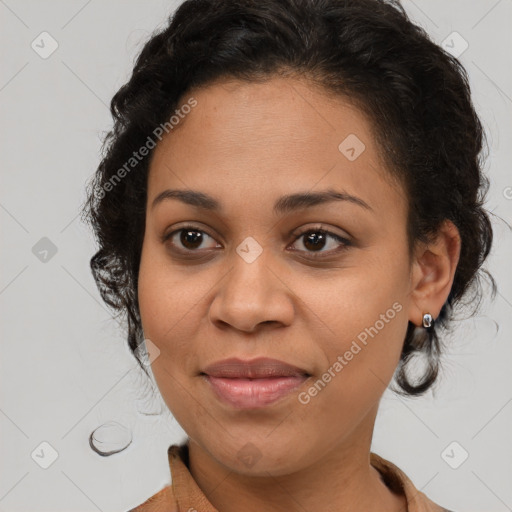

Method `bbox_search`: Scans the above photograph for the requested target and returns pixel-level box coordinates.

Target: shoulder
[370,452,455,512]
[127,484,178,512]
[126,443,187,512]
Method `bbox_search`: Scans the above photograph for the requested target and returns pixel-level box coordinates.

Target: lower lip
[203,375,309,409]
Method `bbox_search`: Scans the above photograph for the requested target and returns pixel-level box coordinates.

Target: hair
[81,0,497,397]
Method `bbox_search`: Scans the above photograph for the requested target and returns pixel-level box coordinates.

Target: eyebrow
[151,188,373,215]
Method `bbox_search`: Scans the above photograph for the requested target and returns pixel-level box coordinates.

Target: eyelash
[161,224,352,260]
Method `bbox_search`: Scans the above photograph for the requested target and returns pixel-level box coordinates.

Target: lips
[202,357,310,379]
[200,357,311,409]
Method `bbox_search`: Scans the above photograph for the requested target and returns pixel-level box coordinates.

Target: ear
[408,219,461,327]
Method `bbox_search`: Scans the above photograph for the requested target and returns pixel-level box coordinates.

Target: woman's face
[138,76,420,475]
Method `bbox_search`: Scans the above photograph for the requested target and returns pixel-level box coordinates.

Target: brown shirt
[128,443,453,512]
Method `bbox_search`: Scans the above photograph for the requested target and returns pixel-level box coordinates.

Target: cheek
[301,251,410,388]
[137,237,219,401]
[290,277,408,442]
[137,245,203,421]
[137,238,196,340]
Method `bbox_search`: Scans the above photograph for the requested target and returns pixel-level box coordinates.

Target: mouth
[200,357,311,409]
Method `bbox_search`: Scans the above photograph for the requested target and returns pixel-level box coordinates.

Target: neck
[186,408,407,512]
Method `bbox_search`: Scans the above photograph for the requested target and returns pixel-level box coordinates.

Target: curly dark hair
[80,0,496,397]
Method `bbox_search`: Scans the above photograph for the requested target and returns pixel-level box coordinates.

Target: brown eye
[302,231,328,251]
[289,226,352,259]
[162,225,220,254]
[179,229,204,250]
[161,223,352,260]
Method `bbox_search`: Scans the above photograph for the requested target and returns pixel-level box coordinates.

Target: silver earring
[422,313,434,329]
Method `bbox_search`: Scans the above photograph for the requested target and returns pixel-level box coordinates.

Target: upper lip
[202,357,310,379]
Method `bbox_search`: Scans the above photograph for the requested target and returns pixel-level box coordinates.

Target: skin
[137,76,461,512]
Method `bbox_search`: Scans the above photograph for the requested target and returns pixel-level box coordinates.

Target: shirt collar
[164,442,449,512]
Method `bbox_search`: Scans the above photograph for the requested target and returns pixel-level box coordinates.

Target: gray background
[1,1,511,511]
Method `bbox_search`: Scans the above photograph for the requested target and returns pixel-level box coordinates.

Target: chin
[202,433,311,477]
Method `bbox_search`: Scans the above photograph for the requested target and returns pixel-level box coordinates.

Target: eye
[162,225,220,256]
[288,225,352,259]
[162,223,352,259]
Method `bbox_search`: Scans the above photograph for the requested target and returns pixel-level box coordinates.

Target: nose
[208,249,295,334]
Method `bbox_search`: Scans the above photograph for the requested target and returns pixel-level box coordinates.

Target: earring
[422,313,434,329]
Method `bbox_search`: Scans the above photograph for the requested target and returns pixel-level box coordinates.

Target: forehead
[147,76,406,221]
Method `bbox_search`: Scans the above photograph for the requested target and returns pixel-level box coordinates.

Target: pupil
[181,230,202,249]
[304,232,325,251]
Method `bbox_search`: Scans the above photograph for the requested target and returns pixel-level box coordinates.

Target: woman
[81,0,495,510]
